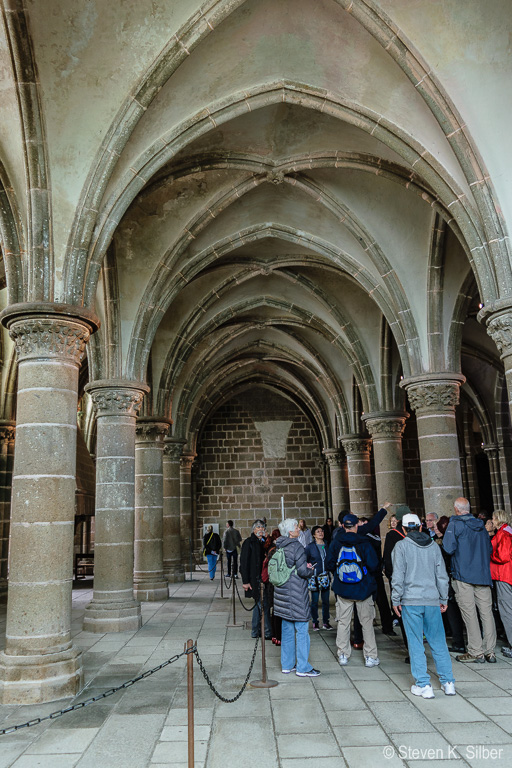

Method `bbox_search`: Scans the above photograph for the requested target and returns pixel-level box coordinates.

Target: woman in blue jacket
[306,526,333,630]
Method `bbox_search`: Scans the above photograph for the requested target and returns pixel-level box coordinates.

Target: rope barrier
[0,647,193,736]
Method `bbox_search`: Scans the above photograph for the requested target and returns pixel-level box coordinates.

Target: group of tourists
[210,495,512,699]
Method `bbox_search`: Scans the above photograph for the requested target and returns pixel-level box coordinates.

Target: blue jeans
[281,620,313,673]
[402,605,454,687]
[310,588,330,623]
[206,554,218,579]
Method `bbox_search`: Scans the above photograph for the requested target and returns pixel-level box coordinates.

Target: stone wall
[195,389,325,539]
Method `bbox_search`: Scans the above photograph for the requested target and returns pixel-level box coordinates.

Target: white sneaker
[338,653,348,666]
[365,656,380,667]
[441,681,456,695]
[411,684,434,699]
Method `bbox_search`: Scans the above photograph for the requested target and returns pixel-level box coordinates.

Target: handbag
[317,572,330,589]
[308,574,318,591]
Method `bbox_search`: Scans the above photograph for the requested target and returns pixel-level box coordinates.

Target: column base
[0,645,83,705]
[83,599,142,633]
[164,564,185,583]
[133,578,169,601]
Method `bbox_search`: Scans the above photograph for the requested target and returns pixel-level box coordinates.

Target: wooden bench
[75,552,94,579]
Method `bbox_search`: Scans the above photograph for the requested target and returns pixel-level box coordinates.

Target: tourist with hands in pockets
[306,525,333,631]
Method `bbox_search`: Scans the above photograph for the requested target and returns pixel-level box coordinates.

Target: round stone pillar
[485,308,512,429]
[163,437,186,582]
[402,374,464,517]
[0,421,15,603]
[180,450,196,568]
[133,418,170,601]
[0,304,98,704]
[364,413,408,509]
[483,444,504,511]
[322,449,349,517]
[83,379,148,633]
[340,436,373,516]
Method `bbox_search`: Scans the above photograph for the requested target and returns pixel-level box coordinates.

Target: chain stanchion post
[186,639,194,768]
[226,570,243,627]
[220,551,224,598]
[250,582,278,688]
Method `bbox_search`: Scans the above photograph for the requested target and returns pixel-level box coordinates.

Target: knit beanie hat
[395,504,412,521]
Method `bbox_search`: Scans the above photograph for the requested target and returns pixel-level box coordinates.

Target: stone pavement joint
[0,573,512,767]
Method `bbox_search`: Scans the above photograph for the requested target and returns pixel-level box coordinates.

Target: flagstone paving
[1,573,512,767]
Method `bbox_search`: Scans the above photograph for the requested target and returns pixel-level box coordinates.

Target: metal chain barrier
[0,646,193,736]
[234,577,257,612]
[223,572,233,590]
[193,636,259,703]
[191,552,217,575]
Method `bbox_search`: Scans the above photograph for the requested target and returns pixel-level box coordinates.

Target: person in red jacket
[490,509,512,658]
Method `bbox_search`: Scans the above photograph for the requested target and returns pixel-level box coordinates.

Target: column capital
[322,448,343,467]
[340,436,371,455]
[180,450,196,471]
[0,420,16,442]
[135,417,171,444]
[363,412,408,438]
[400,373,465,413]
[164,437,186,461]
[483,443,499,458]
[1,303,99,365]
[85,379,149,418]
[484,308,512,359]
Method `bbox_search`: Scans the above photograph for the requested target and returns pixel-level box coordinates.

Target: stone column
[0,304,98,704]
[402,374,464,517]
[364,413,408,509]
[322,449,349,518]
[83,380,148,633]
[486,308,512,425]
[484,444,504,511]
[340,436,373,516]
[163,437,185,582]
[180,450,196,569]
[133,418,170,601]
[0,421,15,603]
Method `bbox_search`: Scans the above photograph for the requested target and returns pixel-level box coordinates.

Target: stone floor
[1,574,512,767]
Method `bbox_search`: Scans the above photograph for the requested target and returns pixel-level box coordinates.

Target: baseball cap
[395,504,412,521]
[402,513,421,528]
[343,513,359,527]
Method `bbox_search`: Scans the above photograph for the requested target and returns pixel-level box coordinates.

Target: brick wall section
[195,390,326,540]
[402,411,425,517]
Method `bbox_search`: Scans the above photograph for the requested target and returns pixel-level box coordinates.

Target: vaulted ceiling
[1,0,511,447]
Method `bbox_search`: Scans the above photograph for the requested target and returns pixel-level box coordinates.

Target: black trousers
[226,549,238,576]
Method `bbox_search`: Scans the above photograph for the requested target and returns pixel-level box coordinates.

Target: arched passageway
[0,0,511,705]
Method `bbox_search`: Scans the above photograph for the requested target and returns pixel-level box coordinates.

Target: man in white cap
[391,512,456,699]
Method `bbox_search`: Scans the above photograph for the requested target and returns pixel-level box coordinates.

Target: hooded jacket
[391,530,449,606]
[491,524,512,584]
[272,536,312,622]
[442,513,493,587]
[325,529,379,601]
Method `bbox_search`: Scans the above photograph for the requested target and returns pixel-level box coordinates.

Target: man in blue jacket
[442,497,496,663]
[326,513,380,667]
